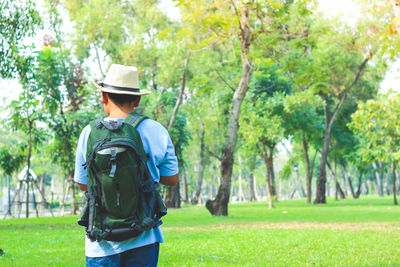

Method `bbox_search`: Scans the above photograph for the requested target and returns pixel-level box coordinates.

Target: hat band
[101,82,140,93]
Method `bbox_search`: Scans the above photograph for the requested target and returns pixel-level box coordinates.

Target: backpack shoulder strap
[125,112,148,128]
[89,119,100,131]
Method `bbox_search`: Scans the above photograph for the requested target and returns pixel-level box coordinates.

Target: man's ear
[134,96,141,107]
[101,91,108,104]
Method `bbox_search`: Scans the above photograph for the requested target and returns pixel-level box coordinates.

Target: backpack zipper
[116,191,121,207]
[114,183,121,208]
[91,136,136,149]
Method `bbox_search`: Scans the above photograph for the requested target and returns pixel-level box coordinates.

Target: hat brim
[94,82,151,96]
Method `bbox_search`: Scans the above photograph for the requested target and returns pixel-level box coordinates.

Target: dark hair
[107,92,140,106]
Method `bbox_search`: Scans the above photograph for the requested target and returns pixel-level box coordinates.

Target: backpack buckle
[109,148,117,177]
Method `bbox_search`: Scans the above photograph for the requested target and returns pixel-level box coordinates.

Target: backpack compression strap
[125,112,148,129]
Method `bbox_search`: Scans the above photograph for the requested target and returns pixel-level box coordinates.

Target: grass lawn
[1,196,399,266]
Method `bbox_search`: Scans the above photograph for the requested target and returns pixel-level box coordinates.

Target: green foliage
[283,90,324,142]
[140,90,189,157]
[0,0,41,78]
[64,0,126,60]
[0,145,26,176]
[250,63,292,98]
[241,63,293,150]
[359,0,400,57]
[241,93,286,149]
[349,93,400,165]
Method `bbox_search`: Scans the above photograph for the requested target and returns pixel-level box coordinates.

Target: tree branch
[213,67,235,92]
[230,0,242,32]
[206,148,222,161]
[95,46,105,79]
[347,52,373,90]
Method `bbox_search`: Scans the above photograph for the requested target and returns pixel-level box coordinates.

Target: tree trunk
[165,153,182,208]
[342,165,356,198]
[60,177,68,215]
[39,174,45,214]
[327,161,345,199]
[165,55,190,209]
[25,120,33,218]
[336,181,346,199]
[237,156,245,202]
[302,138,312,204]
[334,157,338,200]
[168,52,189,129]
[295,167,306,198]
[247,154,257,201]
[314,54,371,204]
[262,144,275,209]
[31,180,39,217]
[151,64,157,91]
[397,170,400,194]
[70,175,77,215]
[165,182,181,208]
[7,175,11,216]
[384,171,391,195]
[393,162,398,205]
[372,162,384,196]
[181,165,189,203]
[271,159,277,199]
[15,181,21,217]
[314,93,346,204]
[355,174,362,198]
[230,176,235,202]
[192,127,205,205]
[249,172,256,201]
[326,177,330,197]
[238,170,244,202]
[206,5,252,216]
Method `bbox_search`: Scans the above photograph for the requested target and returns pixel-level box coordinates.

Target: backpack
[77,112,167,242]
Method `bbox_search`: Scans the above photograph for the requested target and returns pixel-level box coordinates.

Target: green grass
[1,197,400,266]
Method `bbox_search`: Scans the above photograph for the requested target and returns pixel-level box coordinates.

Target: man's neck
[108,107,134,119]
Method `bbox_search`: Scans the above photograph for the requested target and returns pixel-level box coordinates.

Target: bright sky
[1,0,399,106]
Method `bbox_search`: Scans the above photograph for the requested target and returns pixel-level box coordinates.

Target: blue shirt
[74,117,179,257]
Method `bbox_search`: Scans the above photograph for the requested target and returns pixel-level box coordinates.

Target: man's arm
[77,183,87,191]
[160,173,179,186]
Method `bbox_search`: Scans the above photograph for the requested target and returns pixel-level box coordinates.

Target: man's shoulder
[139,118,168,133]
[80,117,169,141]
[79,124,92,139]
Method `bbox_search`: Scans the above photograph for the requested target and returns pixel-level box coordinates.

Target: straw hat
[94,64,151,95]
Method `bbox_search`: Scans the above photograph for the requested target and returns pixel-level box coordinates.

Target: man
[74,64,179,266]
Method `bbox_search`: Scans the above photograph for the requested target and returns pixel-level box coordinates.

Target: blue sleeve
[158,134,179,177]
[74,125,91,185]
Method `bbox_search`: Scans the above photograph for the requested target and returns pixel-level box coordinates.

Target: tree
[349,93,400,205]
[360,0,400,57]
[241,92,287,208]
[0,0,41,78]
[179,0,291,215]
[283,91,324,203]
[0,145,26,216]
[65,0,190,208]
[203,0,258,216]
[275,15,382,204]
[7,61,49,218]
